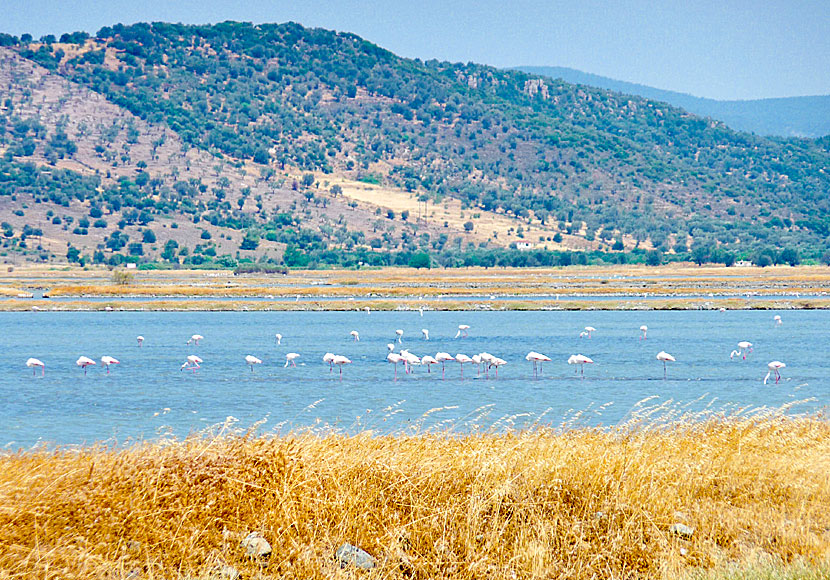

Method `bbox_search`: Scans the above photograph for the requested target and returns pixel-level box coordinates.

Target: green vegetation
[1,21,829,267]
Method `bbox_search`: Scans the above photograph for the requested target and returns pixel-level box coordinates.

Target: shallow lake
[0,309,826,448]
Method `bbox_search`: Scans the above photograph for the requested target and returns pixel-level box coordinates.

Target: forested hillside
[1,22,829,268]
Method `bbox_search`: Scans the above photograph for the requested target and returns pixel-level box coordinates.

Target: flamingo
[455,324,470,339]
[656,351,675,379]
[395,329,404,343]
[101,356,120,374]
[471,354,482,376]
[137,336,144,347]
[640,325,648,340]
[400,350,421,373]
[387,352,404,379]
[323,352,336,373]
[422,329,429,340]
[730,341,753,360]
[26,357,45,376]
[488,357,507,377]
[285,353,300,367]
[365,306,370,315]
[245,355,262,371]
[421,354,438,373]
[582,326,596,339]
[350,330,360,342]
[187,334,204,346]
[181,355,202,371]
[76,356,96,375]
[764,361,786,385]
[455,353,472,378]
[332,355,351,379]
[275,333,282,345]
[774,315,782,325]
[479,352,496,377]
[525,351,551,377]
[387,343,395,352]
[435,352,455,378]
[568,354,593,377]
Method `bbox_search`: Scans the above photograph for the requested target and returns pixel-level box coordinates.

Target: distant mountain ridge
[518,66,830,138]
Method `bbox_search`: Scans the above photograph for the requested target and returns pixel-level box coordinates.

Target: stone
[241,531,272,560]
[670,523,695,538]
[335,542,377,570]
[215,565,240,579]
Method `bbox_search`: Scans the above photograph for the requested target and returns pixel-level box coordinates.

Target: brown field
[0,264,829,311]
[0,415,828,579]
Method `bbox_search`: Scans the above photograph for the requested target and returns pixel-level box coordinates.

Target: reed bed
[1,411,828,579]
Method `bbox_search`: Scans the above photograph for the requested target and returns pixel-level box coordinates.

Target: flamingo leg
[442,363,445,379]
[663,361,667,379]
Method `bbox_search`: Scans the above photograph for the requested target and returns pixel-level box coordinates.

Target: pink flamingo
[581,326,596,339]
[421,354,438,373]
[137,336,144,347]
[764,361,786,385]
[101,356,120,374]
[455,353,472,378]
[656,351,675,379]
[245,355,262,371]
[455,325,470,338]
[187,334,203,346]
[181,355,202,371]
[568,354,593,377]
[323,352,336,373]
[435,352,455,378]
[387,352,403,380]
[26,357,45,376]
[332,355,351,379]
[488,357,507,377]
[525,351,551,377]
[285,353,300,367]
[640,325,647,340]
[76,356,96,375]
[350,330,360,342]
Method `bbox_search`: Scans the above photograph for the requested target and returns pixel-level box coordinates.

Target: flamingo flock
[23,319,790,385]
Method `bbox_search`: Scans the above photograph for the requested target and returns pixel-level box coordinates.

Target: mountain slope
[519,66,830,138]
[1,22,829,267]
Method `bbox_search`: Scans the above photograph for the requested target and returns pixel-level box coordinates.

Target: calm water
[0,310,826,448]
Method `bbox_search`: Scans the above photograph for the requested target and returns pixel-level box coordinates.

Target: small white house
[516,242,534,251]
[126,263,137,269]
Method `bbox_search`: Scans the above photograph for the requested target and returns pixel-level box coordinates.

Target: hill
[1,22,829,268]
[519,66,830,139]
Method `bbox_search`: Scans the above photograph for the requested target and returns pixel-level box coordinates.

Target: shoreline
[2,416,828,579]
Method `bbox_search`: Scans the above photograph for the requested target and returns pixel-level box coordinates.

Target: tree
[142,229,157,243]
[779,247,799,266]
[463,221,474,232]
[645,250,663,266]
[302,173,315,188]
[408,252,431,269]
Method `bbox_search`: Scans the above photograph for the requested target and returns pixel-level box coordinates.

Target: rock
[335,543,377,570]
[240,531,272,560]
[670,523,695,538]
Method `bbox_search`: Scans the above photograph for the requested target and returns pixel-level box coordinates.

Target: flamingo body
[26,357,45,376]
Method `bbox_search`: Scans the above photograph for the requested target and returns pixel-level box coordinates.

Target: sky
[2,0,828,101]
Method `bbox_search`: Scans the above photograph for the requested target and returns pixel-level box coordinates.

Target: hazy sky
[3,0,828,100]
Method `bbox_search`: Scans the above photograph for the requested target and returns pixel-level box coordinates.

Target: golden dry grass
[1,416,828,579]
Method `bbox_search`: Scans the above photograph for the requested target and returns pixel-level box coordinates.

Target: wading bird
[581,326,596,339]
[181,355,202,371]
[323,352,336,373]
[26,357,45,376]
[101,356,120,374]
[395,329,404,343]
[137,336,144,347]
[245,355,262,371]
[455,324,470,338]
[774,315,782,325]
[387,352,403,380]
[332,355,351,379]
[640,325,648,340]
[422,329,429,340]
[275,333,282,345]
[656,351,675,379]
[525,351,551,377]
[764,361,786,385]
[76,356,96,375]
[421,354,438,373]
[350,330,360,342]
[455,353,472,378]
[187,334,203,346]
[568,354,593,377]
[285,353,300,367]
[435,352,455,378]
[730,341,753,360]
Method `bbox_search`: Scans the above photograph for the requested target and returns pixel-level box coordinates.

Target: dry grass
[1,414,828,579]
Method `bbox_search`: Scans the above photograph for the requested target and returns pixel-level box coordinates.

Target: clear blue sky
[3,0,828,100]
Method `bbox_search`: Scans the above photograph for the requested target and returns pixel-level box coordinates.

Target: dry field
[0,414,828,579]
[1,264,830,311]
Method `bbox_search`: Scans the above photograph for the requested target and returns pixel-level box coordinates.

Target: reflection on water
[0,310,825,448]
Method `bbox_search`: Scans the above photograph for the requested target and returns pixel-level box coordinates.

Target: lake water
[0,310,826,448]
